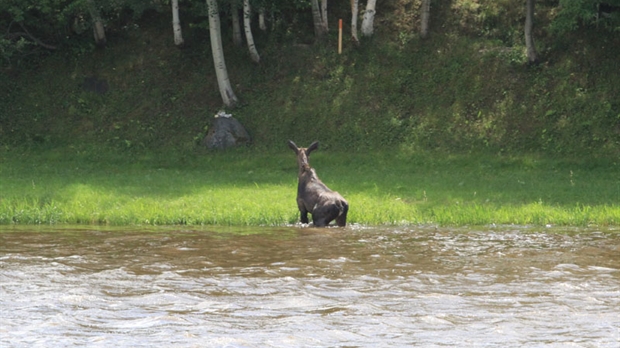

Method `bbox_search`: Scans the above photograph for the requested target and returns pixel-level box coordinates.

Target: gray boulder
[202,112,251,149]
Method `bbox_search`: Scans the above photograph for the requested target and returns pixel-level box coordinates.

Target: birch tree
[351,0,359,44]
[206,0,238,107]
[321,0,328,31]
[244,0,260,63]
[86,0,106,46]
[310,0,328,38]
[524,0,538,64]
[259,7,267,31]
[231,2,243,46]
[361,0,377,37]
[420,0,431,39]
[171,0,184,46]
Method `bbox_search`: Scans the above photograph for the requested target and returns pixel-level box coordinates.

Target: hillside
[1,1,619,156]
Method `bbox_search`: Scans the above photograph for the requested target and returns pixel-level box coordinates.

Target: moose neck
[297,152,311,176]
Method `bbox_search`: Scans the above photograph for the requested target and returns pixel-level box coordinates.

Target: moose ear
[307,141,319,154]
[288,140,299,152]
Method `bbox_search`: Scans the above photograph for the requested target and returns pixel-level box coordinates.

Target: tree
[552,0,620,32]
[0,0,77,66]
[206,0,238,107]
[321,0,328,30]
[420,0,431,39]
[361,0,377,37]
[524,0,538,64]
[171,0,184,46]
[259,7,267,31]
[310,0,327,38]
[244,0,260,63]
[86,0,106,46]
[351,0,359,44]
[231,1,243,46]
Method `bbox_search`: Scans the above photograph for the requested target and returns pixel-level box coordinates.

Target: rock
[202,113,251,149]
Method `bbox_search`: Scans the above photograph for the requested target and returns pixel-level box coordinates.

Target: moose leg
[300,210,309,224]
[335,214,347,227]
[299,207,309,224]
[336,203,348,227]
[297,198,309,224]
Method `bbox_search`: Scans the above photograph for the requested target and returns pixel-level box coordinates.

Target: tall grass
[1,147,618,227]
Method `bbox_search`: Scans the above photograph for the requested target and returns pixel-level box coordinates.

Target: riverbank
[1,146,618,227]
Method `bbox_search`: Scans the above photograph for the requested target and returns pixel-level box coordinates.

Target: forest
[1,0,619,155]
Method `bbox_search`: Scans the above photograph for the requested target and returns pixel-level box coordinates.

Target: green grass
[1,146,618,227]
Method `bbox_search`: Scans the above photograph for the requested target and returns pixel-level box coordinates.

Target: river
[1,225,618,347]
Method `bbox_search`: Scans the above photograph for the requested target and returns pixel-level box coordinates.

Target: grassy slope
[1,5,619,155]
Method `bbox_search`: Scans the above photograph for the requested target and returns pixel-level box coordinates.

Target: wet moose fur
[288,140,349,227]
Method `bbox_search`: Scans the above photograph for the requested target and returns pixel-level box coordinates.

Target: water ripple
[1,226,619,347]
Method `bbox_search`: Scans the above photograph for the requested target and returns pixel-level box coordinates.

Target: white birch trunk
[259,8,266,31]
[231,2,242,46]
[524,0,538,64]
[420,0,430,39]
[171,0,184,46]
[321,0,328,32]
[206,0,238,107]
[361,0,377,37]
[351,0,359,43]
[244,0,260,63]
[87,0,106,46]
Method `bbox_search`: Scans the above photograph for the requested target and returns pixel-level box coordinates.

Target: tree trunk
[361,0,377,37]
[231,2,242,46]
[244,0,260,63]
[420,0,431,39]
[206,0,238,107]
[524,0,538,64]
[321,0,328,31]
[259,8,267,31]
[351,0,359,44]
[171,0,184,46]
[86,0,106,46]
[310,0,327,38]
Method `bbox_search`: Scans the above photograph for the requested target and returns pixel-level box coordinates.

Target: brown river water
[1,225,619,347]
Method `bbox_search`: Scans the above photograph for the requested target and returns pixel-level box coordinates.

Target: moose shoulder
[288,140,349,227]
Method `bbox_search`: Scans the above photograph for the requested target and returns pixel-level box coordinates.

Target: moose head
[288,140,348,227]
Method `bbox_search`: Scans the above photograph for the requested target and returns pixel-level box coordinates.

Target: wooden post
[338,19,343,54]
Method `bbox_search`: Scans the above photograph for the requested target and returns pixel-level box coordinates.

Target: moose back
[288,140,348,227]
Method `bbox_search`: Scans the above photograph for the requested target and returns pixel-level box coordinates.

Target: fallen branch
[3,22,57,50]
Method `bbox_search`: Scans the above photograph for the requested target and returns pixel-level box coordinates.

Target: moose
[288,140,349,227]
